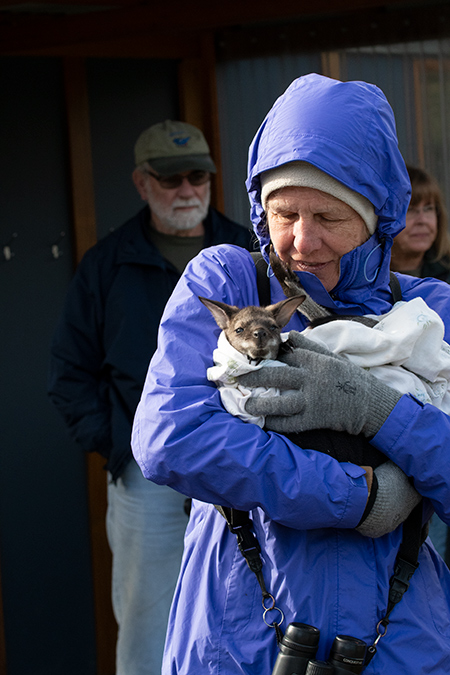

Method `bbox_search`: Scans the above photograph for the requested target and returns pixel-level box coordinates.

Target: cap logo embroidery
[172,135,190,147]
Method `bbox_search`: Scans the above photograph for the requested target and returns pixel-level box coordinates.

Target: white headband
[260,161,377,235]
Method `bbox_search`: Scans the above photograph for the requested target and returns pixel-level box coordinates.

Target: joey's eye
[235,327,244,334]
[270,325,278,331]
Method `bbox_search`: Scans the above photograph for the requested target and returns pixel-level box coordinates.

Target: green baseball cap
[134,120,217,176]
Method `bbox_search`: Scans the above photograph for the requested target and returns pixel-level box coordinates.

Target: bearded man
[48,120,252,675]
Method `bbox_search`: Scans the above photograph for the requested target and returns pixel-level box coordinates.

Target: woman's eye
[272,211,296,222]
[319,213,339,223]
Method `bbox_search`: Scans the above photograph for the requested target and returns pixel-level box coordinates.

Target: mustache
[171,198,203,209]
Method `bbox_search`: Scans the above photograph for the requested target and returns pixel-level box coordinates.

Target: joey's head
[199,295,305,362]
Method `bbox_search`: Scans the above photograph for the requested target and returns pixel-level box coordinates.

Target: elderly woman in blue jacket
[132,74,450,674]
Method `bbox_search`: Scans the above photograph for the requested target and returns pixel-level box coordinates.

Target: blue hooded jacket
[132,74,450,674]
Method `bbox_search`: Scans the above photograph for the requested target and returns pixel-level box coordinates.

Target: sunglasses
[145,169,210,190]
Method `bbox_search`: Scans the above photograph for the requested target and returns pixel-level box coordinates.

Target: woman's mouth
[292,260,328,273]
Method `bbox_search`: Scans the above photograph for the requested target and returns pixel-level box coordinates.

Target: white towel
[207,331,289,427]
[207,297,450,424]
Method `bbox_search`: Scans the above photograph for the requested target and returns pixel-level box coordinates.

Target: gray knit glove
[356,461,422,538]
[240,332,402,438]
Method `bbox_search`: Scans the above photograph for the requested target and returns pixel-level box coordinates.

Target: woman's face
[266,186,370,292]
[393,199,438,259]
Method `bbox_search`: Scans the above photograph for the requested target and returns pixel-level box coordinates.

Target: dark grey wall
[0,55,179,674]
[87,58,179,240]
[0,56,96,675]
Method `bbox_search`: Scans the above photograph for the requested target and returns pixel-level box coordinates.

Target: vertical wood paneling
[178,33,224,212]
[321,51,340,79]
[64,57,98,263]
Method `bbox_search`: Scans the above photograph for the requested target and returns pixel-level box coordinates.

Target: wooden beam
[0,0,422,55]
[1,30,199,58]
[85,455,117,675]
[63,57,117,675]
[0,0,134,6]
[216,3,450,59]
[0,556,6,675]
[178,33,224,213]
[321,51,341,80]
[64,57,97,263]
[201,33,224,214]
[0,0,409,9]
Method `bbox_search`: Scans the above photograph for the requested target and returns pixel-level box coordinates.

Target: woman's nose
[292,216,321,253]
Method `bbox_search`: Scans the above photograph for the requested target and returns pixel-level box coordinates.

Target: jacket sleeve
[371,275,450,526]
[371,395,450,525]
[48,250,111,457]
[132,245,369,531]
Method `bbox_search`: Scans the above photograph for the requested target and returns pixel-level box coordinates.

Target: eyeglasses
[406,204,436,218]
[145,169,210,189]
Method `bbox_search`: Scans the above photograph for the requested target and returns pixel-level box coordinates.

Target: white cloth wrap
[207,297,450,424]
[207,331,290,427]
[304,297,450,413]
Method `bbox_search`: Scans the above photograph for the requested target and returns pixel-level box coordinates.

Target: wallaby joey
[199,295,305,363]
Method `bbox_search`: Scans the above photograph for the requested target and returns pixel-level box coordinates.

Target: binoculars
[271,622,367,675]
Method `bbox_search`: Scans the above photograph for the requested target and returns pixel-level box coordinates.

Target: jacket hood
[246,73,411,310]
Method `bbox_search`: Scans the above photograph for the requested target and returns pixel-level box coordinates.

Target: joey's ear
[266,296,306,328]
[198,296,240,330]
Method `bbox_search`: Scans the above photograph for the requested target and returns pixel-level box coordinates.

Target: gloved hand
[240,331,402,438]
[282,329,342,357]
[356,461,422,538]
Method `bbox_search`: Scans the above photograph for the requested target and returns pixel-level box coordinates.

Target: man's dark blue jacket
[48,205,254,480]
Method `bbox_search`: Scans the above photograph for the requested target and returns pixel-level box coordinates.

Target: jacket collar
[115,205,213,267]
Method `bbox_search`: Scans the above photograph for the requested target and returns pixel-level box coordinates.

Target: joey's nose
[254,329,267,341]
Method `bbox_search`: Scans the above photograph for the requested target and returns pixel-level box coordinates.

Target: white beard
[149,184,210,232]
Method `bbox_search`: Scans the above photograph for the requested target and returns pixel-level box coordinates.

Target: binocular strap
[216,502,423,669]
[364,499,423,666]
[214,505,285,644]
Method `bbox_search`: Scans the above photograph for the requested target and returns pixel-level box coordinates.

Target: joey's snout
[253,328,269,343]
[240,323,281,361]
